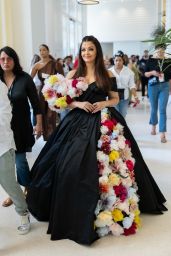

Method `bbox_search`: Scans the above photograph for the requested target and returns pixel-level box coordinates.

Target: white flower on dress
[96,226,110,237]
[97,151,109,163]
[100,125,109,135]
[109,223,124,236]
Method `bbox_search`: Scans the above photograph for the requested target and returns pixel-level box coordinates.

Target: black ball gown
[26,78,167,245]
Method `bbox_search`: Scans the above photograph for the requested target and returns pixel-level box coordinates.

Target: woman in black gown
[27,36,167,245]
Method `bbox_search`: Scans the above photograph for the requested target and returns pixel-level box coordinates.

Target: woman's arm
[26,74,43,138]
[92,91,119,113]
[30,63,39,78]
[145,70,159,78]
[34,114,43,139]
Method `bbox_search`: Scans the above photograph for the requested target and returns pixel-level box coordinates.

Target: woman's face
[81,41,97,64]
[0,51,15,72]
[39,46,49,58]
[58,58,64,65]
[114,56,124,69]
[155,47,165,58]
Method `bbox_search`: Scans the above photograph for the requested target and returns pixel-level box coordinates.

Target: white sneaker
[18,211,30,235]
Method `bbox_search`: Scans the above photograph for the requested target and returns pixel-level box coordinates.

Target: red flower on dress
[125,139,131,147]
[111,118,118,126]
[124,222,137,236]
[102,120,114,131]
[126,160,134,172]
[114,184,128,202]
[101,142,111,154]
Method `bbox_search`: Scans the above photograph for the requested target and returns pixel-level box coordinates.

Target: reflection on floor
[0,98,171,256]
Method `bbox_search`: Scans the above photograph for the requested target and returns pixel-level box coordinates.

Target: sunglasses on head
[114,51,124,58]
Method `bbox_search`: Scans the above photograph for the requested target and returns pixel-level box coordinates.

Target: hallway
[0,99,171,256]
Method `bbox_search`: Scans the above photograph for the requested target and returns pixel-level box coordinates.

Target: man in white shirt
[0,80,30,234]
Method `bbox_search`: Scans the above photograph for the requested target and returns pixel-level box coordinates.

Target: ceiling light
[77,0,100,5]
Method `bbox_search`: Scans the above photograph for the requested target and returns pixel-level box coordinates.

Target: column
[165,0,171,30]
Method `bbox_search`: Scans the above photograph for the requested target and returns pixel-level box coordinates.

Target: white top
[0,81,16,157]
[109,65,136,100]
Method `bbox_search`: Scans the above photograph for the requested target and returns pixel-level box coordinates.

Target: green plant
[143,26,171,53]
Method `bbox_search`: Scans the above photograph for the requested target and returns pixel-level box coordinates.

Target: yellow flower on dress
[48,75,59,85]
[134,215,141,228]
[55,96,67,108]
[112,209,124,222]
[109,150,120,162]
[134,209,140,216]
[108,173,120,186]
[134,209,141,227]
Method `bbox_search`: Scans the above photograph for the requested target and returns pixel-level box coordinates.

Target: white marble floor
[0,99,171,256]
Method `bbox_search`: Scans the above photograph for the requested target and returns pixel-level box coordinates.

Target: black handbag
[118,89,125,100]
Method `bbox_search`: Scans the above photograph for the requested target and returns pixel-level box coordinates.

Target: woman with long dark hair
[27,36,167,245]
[31,44,64,141]
[0,46,42,207]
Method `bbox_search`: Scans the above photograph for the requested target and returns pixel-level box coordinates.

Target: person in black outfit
[0,46,42,207]
[138,50,149,97]
[145,44,171,142]
[26,36,167,245]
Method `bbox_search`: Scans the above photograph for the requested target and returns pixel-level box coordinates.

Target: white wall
[0,0,33,71]
[30,0,46,56]
[87,0,160,41]
[113,40,152,57]
[87,0,161,56]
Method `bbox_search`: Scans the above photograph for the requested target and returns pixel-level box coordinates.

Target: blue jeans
[60,109,70,121]
[15,153,31,186]
[115,99,129,118]
[148,81,169,132]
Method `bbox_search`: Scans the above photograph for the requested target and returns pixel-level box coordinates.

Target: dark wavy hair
[39,44,49,51]
[73,35,112,92]
[0,46,23,80]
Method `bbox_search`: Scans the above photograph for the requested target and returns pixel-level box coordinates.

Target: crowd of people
[0,36,170,245]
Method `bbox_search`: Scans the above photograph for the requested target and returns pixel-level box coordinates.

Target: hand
[92,101,106,113]
[77,101,95,112]
[152,70,160,77]
[33,124,43,139]
[135,97,140,104]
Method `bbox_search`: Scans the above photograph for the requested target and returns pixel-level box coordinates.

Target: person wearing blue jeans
[148,81,169,136]
[145,44,171,143]
[115,98,129,119]
[15,153,31,186]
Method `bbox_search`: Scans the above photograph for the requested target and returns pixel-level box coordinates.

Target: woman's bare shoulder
[32,61,42,70]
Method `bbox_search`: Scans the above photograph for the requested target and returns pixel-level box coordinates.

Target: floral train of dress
[95,108,141,237]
